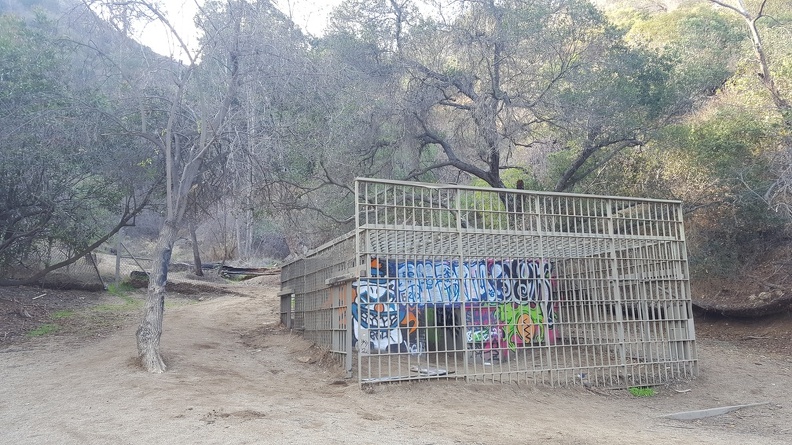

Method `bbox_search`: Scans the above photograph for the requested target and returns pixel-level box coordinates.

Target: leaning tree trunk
[189,221,203,277]
[136,220,179,373]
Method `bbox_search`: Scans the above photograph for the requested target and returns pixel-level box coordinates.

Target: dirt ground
[1,273,791,445]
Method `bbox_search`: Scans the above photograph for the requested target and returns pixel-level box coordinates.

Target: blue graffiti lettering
[350,258,556,354]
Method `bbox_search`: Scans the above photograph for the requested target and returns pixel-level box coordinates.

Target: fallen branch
[219,266,280,280]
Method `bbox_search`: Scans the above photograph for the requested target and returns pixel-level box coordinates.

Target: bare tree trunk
[136,220,178,373]
[189,221,203,276]
[709,1,790,119]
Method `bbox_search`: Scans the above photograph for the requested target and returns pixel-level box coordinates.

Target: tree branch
[0,187,157,287]
[554,138,642,192]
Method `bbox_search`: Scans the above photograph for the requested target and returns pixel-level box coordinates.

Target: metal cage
[280,178,697,387]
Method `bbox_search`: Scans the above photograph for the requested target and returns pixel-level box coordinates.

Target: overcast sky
[139,0,342,58]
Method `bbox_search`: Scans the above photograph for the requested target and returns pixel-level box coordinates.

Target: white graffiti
[391,259,552,305]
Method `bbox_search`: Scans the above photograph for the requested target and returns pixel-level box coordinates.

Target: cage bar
[280,178,697,388]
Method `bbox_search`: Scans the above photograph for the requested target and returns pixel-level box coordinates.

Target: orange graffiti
[401,307,419,334]
[517,313,535,344]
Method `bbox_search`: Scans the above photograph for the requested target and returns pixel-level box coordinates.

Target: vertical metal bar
[355,180,363,385]
[535,196,554,385]
[455,189,469,382]
[673,202,697,375]
[606,200,628,386]
[345,283,353,378]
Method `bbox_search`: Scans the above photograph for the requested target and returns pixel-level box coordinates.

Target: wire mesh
[280,179,697,388]
[0,243,149,290]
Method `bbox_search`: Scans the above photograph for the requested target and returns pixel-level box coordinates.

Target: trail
[2,281,790,445]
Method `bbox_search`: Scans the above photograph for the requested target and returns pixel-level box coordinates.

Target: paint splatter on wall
[351,258,557,357]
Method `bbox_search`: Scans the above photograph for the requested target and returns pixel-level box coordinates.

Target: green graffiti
[468,328,492,343]
[496,303,544,350]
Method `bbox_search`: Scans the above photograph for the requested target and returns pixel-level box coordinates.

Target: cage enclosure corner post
[345,283,353,379]
[279,291,293,329]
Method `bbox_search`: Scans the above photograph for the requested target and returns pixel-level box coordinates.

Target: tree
[74,0,237,370]
[85,0,312,372]
[132,1,243,372]
[583,1,791,277]
[707,0,792,216]
[709,0,790,118]
[563,2,749,196]
[238,12,417,251]
[324,0,701,196]
[0,11,156,284]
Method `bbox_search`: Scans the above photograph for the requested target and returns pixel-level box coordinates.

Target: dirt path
[2,281,791,445]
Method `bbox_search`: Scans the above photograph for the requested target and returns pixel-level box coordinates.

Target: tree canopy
[2,0,792,340]
[0,11,156,281]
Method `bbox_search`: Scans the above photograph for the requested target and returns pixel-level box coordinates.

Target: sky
[138,0,343,58]
[276,0,344,35]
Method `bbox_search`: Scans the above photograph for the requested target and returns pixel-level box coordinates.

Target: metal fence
[0,241,152,290]
[280,178,697,388]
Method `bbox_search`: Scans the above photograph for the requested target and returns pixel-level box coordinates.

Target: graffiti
[396,260,461,304]
[392,259,552,305]
[351,279,406,353]
[350,258,557,355]
[464,302,549,362]
[496,302,544,349]
[466,303,505,362]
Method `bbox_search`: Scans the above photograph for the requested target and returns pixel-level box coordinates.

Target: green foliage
[629,386,656,397]
[0,10,157,275]
[26,323,58,337]
[626,5,744,107]
[458,178,531,230]
[561,1,792,280]
[106,282,135,297]
[51,309,75,319]
[649,103,785,276]
[665,109,767,176]
[573,148,667,198]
